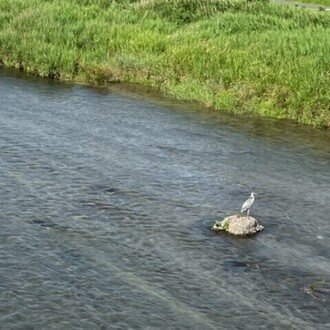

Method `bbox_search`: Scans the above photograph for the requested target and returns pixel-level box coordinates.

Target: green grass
[0,0,329,128]
[298,0,330,6]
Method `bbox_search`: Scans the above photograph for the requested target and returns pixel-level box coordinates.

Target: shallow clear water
[0,69,329,329]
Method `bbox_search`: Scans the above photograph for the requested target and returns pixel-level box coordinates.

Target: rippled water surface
[0,69,329,329]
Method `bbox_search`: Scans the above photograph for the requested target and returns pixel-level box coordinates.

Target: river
[0,68,329,329]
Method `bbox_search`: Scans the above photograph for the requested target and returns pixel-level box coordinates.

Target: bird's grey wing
[241,197,253,212]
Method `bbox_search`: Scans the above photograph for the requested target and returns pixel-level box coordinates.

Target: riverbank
[0,0,329,128]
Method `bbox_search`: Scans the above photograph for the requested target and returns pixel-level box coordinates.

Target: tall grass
[298,0,330,5]
[0,0,329,127]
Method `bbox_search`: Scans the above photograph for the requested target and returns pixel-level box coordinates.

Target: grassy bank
[0,0,329,128]
[299,0,330,6]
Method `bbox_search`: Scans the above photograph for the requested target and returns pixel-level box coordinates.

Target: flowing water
[0,68,329,329]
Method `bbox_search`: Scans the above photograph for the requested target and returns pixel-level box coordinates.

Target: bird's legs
[247,208,250,219]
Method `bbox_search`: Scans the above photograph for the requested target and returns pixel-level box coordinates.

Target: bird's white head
[251,192,256,197]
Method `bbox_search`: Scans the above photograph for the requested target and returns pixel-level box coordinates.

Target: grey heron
[240,192,256,218]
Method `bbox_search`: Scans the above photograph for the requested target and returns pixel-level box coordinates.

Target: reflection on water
[0,68,329,329]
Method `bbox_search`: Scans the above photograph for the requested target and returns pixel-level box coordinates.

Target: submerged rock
[212,215,264,237]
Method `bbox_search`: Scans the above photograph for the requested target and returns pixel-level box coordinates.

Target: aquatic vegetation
[0,0,329,127]
[304,280,330,300]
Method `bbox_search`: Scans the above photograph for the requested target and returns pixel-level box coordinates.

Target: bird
[240,192,256,218]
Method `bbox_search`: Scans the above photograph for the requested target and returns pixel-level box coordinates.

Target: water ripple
[0,70,329,329]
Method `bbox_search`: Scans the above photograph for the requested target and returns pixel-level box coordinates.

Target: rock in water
[212,215,264,237]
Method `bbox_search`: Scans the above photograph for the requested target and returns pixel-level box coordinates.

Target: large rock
[212,215,264,237]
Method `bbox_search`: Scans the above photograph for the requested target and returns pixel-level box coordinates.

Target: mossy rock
[212,215,264,237]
